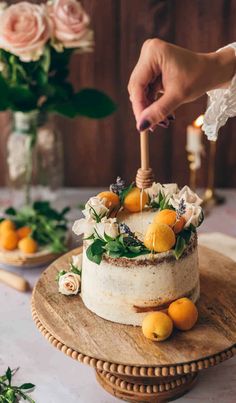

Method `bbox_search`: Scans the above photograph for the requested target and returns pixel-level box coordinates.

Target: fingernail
[158,120,169,128]
[139,119,151,131]
[167,114,175,121]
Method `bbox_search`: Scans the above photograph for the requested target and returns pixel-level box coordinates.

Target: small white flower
[95,217,119,239]
[170,186,202,209]
[162,183,179,200]
[71,254,82,268]
[72,217,94,237]
[146,182,163,202]
[58,272,81,295]
[83,196,108,221]
[183,204,202,228]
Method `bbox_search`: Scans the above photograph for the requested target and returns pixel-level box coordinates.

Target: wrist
[209,47,236,89]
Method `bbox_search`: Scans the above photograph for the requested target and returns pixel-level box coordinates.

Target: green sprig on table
[1,201,70,253]
[0,367,35,403]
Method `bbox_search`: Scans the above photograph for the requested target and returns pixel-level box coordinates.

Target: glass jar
[6,110,64,206]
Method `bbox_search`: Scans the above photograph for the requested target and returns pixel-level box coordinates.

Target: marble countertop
[0,188,235,403]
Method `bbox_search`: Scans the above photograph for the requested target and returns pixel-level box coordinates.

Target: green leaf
[70,264,81,276]
[5,368,12,385]
[120,182,135,204]
[0,75,10,110]
[19,383,35,390]
[179,228,192,243]
[52,88,116,119]
[174,236,186,260]
[9,86,37,111]
[86,239,105,265]
[127,245,142,253]
[56,270,66,282]
[103,232,115,242]
[197,210,204,227]
[104,240,122,253]
[4,207,17,216]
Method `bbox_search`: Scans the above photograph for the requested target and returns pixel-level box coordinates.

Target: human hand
[128,38,236,131]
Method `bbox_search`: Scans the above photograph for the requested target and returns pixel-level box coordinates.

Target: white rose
[170,185,202,209]
[72,217,94,237]
[83,196,108,220]
[162,183,179,200]
[95,217,119,239]
[58,272,81,295]
[183,204,202,228]
[71,254,82,268]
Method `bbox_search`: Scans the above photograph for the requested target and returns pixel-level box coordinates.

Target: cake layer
[81,235,199,326]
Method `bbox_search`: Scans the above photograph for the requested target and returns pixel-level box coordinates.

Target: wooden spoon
[0,268,30,292]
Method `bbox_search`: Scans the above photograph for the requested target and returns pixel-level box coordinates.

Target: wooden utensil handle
[0,269,30,292]
[140,130,150,170]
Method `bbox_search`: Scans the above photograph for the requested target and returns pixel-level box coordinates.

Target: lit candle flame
[193,114,204,128]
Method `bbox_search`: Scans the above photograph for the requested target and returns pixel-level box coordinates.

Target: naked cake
[73,179,203,326]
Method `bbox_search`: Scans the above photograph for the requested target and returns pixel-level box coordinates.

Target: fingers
[137,91,182,131]
[128,40,161,123]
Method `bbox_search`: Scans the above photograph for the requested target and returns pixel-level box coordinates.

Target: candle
[186,115,204,153]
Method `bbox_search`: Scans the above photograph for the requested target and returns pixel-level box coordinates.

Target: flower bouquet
[0,0,115,203]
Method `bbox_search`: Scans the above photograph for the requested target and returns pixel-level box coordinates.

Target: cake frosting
[73,180,203,326]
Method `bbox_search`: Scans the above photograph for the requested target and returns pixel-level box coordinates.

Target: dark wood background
[1,0,236,188]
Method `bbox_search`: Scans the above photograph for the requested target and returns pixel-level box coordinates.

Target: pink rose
[49,0,93,50]
[0,2,51,62]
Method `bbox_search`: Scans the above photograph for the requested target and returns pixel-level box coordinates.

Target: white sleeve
[202,42,236,141]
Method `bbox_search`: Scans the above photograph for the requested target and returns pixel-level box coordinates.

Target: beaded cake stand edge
[31,302,236,403]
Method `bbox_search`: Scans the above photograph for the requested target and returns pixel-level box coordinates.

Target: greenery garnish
[174,228,192,260]
[86,230,149,265]
[2,201,70,253]
[56,264,81,282]
[150,192,174,211]
[70,264,81,276]
[0,367,35,403]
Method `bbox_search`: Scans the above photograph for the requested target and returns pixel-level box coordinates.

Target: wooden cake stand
[31,246,236,402]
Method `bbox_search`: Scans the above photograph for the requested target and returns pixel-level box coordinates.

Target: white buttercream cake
[73,180,203,326]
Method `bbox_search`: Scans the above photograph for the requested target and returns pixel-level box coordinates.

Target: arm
[128,39,236,135]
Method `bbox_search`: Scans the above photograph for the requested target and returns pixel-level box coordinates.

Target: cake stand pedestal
[31,246,236,403]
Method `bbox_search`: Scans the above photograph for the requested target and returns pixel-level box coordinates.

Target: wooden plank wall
[0,0,236,188]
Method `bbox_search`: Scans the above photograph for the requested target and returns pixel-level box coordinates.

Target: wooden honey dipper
[136,130,154,189]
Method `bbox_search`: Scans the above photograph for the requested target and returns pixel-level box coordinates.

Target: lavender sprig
[119,223,133,236]
[110,177,125,195]
[176,198,186,219]
[119,223,143,247]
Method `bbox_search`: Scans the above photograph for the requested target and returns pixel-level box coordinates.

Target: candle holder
[202,141,225,207]
[187,152,198,192]
[136,130,154,189]
[186,115,204,191]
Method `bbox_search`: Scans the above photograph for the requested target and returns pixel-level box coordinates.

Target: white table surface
[0,187,235,403]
